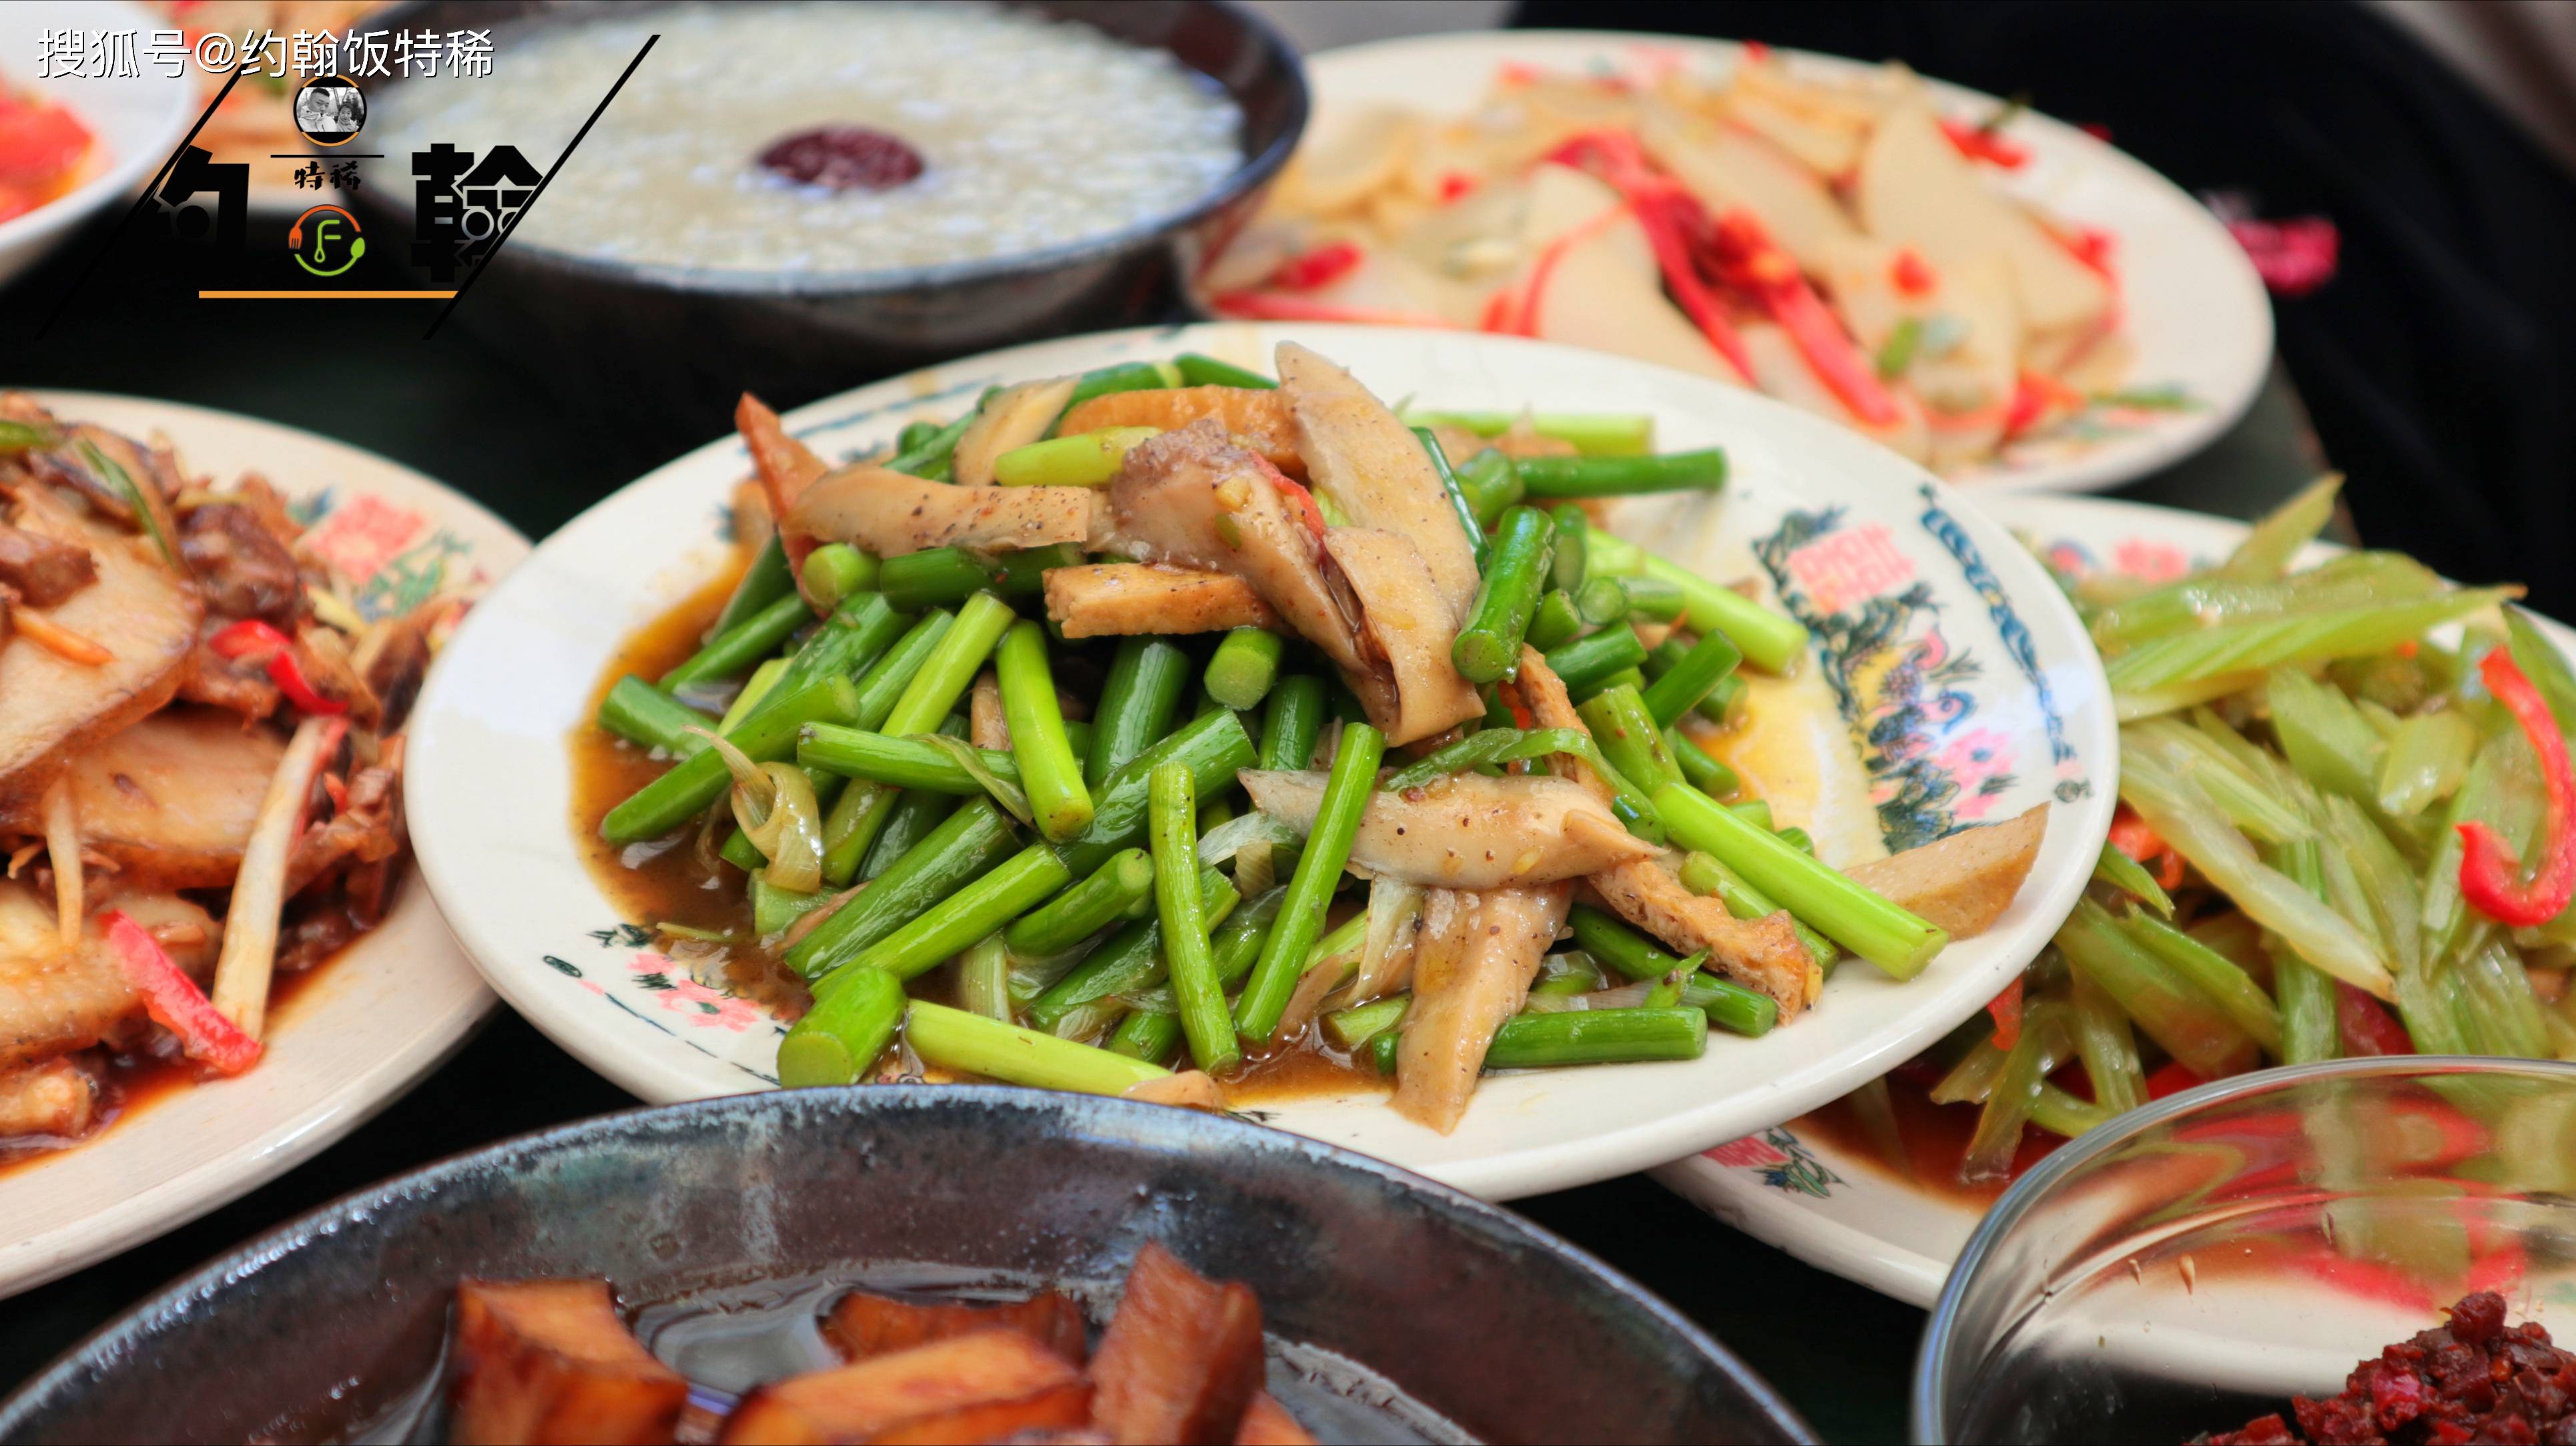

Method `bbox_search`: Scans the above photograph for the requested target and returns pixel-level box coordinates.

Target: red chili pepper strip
[1207,291,1457,329]
[2457,649,2576,927]
[1938,115,2031,169]
[2107,807,2159,861]
[2336,983,2415,1058]
[1708,210,1903,426]
[1267,240,1363,292]
[1543,131,1756,383]
[104,911,263,1076]
[1986,977,2024,1050]
[2144,1060,2206,1101]
[207,618,347,717]
[1249,454,1327,547]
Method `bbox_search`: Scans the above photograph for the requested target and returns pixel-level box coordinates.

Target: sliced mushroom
[1394,883,1570,1134]
[950,378,1079,488]
[1276,342,1480,621]
[785,464,1095,559]
[1108,421,1369,677]
[1317,528,1484,745]
[1240,769,1656,888]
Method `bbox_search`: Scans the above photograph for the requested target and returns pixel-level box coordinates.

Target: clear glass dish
[1913,1056,2576,1443]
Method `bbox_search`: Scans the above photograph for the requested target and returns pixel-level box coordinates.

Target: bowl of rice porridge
[356,0,1303,442]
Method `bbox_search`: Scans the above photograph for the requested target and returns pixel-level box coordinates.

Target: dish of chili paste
[2196,1292,2576,1446]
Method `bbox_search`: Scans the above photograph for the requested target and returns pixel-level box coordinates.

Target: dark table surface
[0,223,2318,1444]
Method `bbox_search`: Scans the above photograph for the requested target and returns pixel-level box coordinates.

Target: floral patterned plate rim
[402,320,2117,1202]
[0,390,523,1301]
[1219,29,2274,496]
[1656,492,2576,1307]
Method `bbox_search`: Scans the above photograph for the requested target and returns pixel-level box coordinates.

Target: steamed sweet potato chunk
[720,1330,1081,1445]
[448,1279,687,1446]
[824,1289,1089,1367]
[1088,1244,1265,1446]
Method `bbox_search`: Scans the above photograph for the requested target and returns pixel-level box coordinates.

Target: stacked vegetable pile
[589,345,2047,1133]
[1882,480,2575,1181]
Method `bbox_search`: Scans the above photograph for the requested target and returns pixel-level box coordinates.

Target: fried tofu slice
[1841,803,2047,939]
[1088,1243,1266,1446]
[719,1330,1081,1445]
[824,1289,1089,1367]
[1044,565,1282,639]
[448,1279,687,1446]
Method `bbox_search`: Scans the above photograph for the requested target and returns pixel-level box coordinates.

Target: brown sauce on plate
[569,566,1402,1096]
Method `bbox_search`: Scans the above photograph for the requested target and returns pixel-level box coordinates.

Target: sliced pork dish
[0,395,469,1159]
[570,344,2046,1137]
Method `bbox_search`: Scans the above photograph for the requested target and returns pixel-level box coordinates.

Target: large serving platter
[406,320,2115,1200]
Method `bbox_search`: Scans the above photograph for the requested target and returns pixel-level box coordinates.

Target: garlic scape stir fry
[1869,478,2576,1184]
[589,347,2046,1132]
[0,396,464,1154]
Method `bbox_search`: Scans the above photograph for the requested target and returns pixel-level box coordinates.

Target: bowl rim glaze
[352,0,1309,297]
[1909,1054,2576,1443]
[1,1084,1820,1443]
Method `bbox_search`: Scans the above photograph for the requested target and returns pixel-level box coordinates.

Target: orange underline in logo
[196,290,458,299]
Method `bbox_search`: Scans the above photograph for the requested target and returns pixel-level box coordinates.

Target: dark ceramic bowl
[0,1088,1814,1444]
[350,0,1306,447]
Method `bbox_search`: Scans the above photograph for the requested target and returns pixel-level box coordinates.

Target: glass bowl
[1913,1056,2576,1443]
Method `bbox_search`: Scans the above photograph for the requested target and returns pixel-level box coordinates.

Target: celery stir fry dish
[580,346,2047,1132]
[1848,479,2575,1184]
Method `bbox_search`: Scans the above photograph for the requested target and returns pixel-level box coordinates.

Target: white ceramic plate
[1225,30,2273,495]
[0,391,521,1300]
[406,320,2117,1201]
[1658,492,2576,1307]
[0,3,194,290]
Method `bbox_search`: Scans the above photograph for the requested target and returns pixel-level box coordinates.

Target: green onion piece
[904,999,1169,1096]
[1152,762,1237,1073]
[777,966,906,1087]
[1172,352,1276,390]
[993,427,1159,487]
[1205,628,1286,710]
[1237,723,1387,1042]
[1656,783,1947,977]
[799,544,878,611]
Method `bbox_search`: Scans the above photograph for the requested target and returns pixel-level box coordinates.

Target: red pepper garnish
[104,911,262,1076]
[1249,454,1327,547]
[1495,61,1544,87]
[1267,240,1363,292]
[2456,649,2576,927]
[1891,248,1937,297]
[1542,130,1754,383]
[2108,806,2162,861]
[1207,291,1457,329]
[1938,115,2031,169]
[1707,209,1903,426]
[1986,977,2024,1050]
[2336,983,2415,1058]
[206,618,347,716]
[1436,171,1478,204]
[2145,1060,2206,1100]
